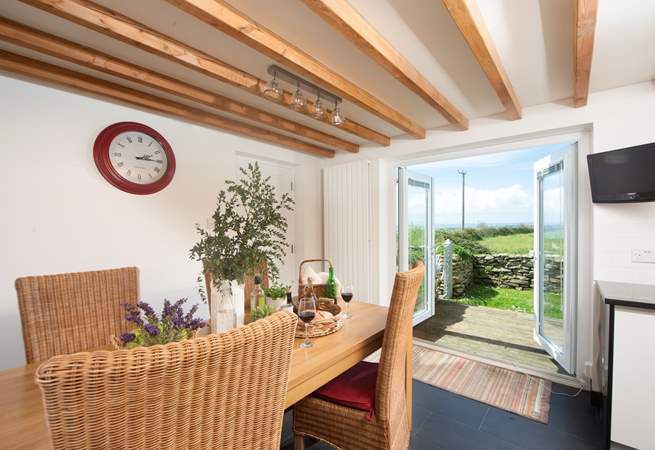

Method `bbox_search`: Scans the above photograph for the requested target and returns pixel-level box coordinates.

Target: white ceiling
[591,0,655,92]
[0,0,653,148]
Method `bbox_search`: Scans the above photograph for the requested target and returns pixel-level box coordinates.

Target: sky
[408,142,572,228]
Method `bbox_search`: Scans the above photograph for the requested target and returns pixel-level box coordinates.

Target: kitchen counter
[597,280,655,310]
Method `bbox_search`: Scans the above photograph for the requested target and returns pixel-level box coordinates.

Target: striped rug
[413,345,552,423]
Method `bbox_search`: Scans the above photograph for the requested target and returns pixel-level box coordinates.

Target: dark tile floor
[281,380,604,450]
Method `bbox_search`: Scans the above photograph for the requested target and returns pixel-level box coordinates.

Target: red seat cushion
[312,361,378,421]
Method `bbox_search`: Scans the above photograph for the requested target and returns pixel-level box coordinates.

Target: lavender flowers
[120,299,207,348]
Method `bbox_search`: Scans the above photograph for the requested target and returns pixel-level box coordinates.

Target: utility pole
[457,170,467,230]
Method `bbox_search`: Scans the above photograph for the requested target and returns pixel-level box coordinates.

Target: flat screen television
[587,142,655,203]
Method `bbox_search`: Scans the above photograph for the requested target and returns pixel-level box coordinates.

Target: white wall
[323,80,655,388]
[0,75,324,369]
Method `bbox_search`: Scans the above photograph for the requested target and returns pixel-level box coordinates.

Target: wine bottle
[250,275,266,321]
[325,265,338,304]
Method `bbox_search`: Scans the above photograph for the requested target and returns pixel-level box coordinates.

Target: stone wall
[474,254,534,290]
[436,254,475,298]
[435,253,563,299]
[474,254,562,291]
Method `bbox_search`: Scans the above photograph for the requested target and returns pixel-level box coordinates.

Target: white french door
[533,146,577,374]
[398,167,435,325]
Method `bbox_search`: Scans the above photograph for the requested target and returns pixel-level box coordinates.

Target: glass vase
[210,280,243,332]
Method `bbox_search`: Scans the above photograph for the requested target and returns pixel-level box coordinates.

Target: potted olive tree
[190,163,294,332]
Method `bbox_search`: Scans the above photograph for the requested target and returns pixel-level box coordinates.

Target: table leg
[294,435,305,450]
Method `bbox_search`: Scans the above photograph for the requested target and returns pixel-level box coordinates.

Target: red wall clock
[93,122,176,195]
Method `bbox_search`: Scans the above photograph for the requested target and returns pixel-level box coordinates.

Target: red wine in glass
[298,311,316,323]
[298,295,316,348]
[341,285,353,319]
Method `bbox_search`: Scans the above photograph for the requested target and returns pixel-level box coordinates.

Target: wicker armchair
[293,263,425,450]
[15,267,139,363]
[36,311,297,450]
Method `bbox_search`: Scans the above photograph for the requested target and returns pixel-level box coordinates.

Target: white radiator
[323,160,373,302]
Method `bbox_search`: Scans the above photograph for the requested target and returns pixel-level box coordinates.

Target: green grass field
[456,285,563,319]
[479,232,533,255]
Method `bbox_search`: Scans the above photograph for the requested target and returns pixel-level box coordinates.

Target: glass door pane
[409,179,429,314]
[540,164,565,348]
[398,168,434,325]
[533,148,577,375]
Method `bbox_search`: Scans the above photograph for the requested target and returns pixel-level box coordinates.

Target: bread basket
[298,258,334,299]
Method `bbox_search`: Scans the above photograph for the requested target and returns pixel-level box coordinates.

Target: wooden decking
[414,301,565,375]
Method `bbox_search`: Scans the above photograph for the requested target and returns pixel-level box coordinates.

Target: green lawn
[455,285,562,319]
[479,232,533,255]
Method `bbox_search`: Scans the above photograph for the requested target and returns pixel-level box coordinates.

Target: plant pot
[210,280,245,332]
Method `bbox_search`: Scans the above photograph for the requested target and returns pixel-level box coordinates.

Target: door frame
[398,167,435,325]
[533,145,578,375]
[390,127,593,385]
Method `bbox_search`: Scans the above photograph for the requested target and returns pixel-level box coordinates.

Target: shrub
[434,225,534,258]
[435,229,490,258]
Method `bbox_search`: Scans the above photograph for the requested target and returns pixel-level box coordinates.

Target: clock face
[94,122,176,195]
[109,131,168,185]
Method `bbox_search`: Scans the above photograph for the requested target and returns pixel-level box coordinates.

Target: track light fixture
[263,70,282,99]
[313,93,325,119]
[331,100,344,125]
[266,65,345,125]
[291,81,305,111]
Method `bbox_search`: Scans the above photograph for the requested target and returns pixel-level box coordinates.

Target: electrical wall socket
[631,249,655,264]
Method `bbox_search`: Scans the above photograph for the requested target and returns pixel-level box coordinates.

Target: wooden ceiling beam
[442,0,522,120]
[0,50,335,158]
[302,0,468,130]
[0,17,358,153]
[20,0,390,146]
[166,0,426,138]
[574,0,598,107]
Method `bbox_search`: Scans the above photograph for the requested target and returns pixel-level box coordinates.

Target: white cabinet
[598,281,655,450]
[611,306,655,449]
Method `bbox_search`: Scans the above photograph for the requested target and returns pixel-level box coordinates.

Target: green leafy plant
[433,225,535,259]
[119,299,206,349]
[265,283,290,300]
[435,240,476,260]
[190,163,294,290]
[251,303,275,321]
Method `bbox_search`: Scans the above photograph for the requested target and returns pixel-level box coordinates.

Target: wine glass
[298,295,317,349]
[341,285,353,319]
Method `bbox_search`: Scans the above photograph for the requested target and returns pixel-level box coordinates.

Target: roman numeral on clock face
[104,129,170,188]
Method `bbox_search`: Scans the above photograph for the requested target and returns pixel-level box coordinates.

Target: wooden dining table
[0,301,411,450]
